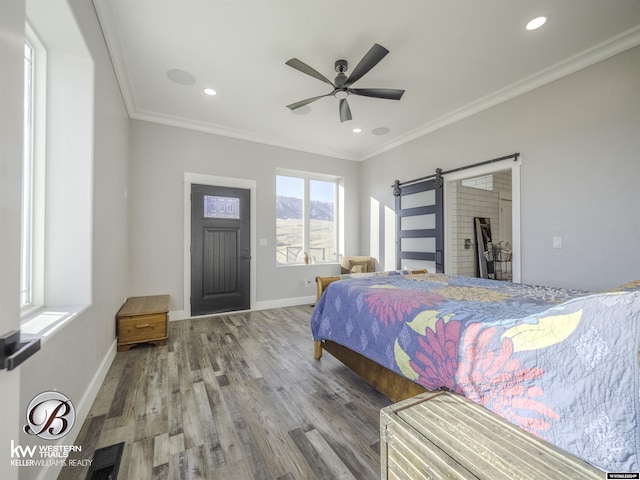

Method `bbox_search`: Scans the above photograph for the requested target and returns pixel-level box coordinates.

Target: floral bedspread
[310,272,640,472]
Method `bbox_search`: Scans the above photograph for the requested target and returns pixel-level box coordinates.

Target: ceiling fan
[285,43,405,123]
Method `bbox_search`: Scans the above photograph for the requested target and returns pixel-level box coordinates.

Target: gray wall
[360,46,640,291]
[128,120,360,313]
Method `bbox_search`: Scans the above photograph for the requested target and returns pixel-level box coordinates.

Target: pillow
[349,260,370,273]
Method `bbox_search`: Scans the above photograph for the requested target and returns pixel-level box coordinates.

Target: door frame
[184,172,256,317]
[443,158,522,283]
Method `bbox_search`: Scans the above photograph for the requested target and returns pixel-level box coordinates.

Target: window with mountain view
[276,173,338,265]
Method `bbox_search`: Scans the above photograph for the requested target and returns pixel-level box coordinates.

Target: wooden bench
[381,390,604,480]
[116,295,169,352]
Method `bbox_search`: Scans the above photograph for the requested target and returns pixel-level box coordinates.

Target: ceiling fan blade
[349,88,405,100]
[345,43,389,86]
[339,98,352,123]
[286,93,332,110]
[285,58,335,87]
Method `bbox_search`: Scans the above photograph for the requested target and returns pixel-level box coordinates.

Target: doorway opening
[444,159,521,282]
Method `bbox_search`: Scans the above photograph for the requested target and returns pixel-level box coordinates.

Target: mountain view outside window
[276,174,336,265]
[309,179,336,262]
[276,175,304,264]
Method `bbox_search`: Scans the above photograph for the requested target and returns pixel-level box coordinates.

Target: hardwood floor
[59,305,391,479]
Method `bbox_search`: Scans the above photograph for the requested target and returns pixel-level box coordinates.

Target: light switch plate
[552,237,563,249]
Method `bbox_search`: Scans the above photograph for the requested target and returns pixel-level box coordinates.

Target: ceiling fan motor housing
[334,59,349,89]
[334,59,348,73]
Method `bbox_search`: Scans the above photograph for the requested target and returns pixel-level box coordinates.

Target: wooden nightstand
[116,295,169,352]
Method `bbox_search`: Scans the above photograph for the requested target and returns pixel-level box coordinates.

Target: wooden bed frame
[314,271,429,403]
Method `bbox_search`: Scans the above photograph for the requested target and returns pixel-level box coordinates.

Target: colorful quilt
[310,272,640,472]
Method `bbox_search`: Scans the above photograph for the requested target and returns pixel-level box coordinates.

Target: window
[21,40,35,308]
[21,25,46,315]
[276,172,339,265]
[18,5,95,335]
[204,195,240,219]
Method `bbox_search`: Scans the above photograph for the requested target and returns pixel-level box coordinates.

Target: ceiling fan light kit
[285,43,405,123]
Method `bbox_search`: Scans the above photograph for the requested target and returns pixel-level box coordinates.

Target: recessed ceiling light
[204,88,217,96]
[166,68,195,85]
[352,128,362,133]
[372,127,390,136]
[526,16,547,31]
[291,105,311,115]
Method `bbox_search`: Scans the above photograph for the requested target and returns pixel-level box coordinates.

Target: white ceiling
[93,0,640,161]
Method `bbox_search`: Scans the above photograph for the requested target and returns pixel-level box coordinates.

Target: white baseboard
[170,297,315,321]
[169,310,187,321]
[255,295,316,310]
[37,339,117,480]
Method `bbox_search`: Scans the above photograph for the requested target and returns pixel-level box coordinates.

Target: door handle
[0,330,41,371]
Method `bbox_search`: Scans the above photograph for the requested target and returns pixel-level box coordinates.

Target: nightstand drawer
[118,313,167,343]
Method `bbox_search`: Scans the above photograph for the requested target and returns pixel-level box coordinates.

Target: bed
[311,271,640,473]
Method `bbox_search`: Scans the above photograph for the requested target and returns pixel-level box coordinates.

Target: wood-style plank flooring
[59,305,391,479]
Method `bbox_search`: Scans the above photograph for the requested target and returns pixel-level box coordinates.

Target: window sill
[20,304,90,345]
[20,303,44,320]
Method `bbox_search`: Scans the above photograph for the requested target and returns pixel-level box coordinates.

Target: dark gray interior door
[191,184,250,315]
[395,179,444,273]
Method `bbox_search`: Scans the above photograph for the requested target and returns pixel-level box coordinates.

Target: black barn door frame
[393,153,520,274]
[394,172,444,273]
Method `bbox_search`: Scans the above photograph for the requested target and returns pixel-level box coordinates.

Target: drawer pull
[136,323,152,328]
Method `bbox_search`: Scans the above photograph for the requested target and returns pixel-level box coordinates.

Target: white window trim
[21,39,34,309]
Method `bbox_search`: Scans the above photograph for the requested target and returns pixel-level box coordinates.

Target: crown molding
[360,24,640,161]
[93,0,640,162]
[93,0,139,116]
[131,110,360,161]
[93,0,358,161]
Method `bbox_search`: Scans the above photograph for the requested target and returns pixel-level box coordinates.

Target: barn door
[191,184,250,315]
[395,176,443,273]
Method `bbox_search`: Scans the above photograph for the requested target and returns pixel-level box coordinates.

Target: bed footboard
[312,269,429,402]
[315,339,427,402]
